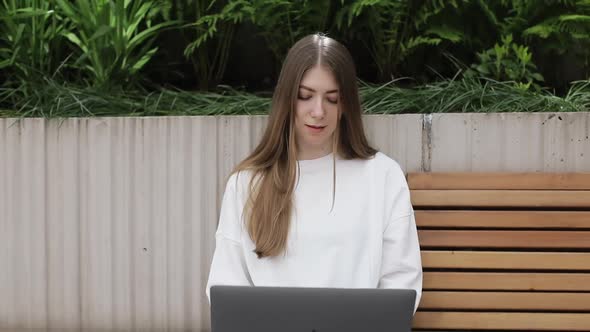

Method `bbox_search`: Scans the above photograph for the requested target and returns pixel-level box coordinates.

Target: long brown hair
[233,33,376,258]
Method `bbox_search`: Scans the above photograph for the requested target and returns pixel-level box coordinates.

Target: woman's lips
[305,124,326,133]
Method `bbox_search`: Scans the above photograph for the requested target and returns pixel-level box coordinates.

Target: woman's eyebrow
[299,85,339,94]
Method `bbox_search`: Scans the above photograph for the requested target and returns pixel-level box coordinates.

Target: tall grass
[1,76,588,118]
[0,78,272,118]
[360,77,590,114]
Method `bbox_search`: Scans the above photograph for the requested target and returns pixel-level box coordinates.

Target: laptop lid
[210,286,416,332]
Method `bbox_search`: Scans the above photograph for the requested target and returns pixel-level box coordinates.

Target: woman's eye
[298,95,312,100]
[327,98,338,104]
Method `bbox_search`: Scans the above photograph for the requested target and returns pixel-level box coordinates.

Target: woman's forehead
[299,66,339,92]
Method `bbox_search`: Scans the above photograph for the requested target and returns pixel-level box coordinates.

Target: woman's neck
[297,146,332,161]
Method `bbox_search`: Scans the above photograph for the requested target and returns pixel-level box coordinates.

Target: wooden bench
[408,173,590,331]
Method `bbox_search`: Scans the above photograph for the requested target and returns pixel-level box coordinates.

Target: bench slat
[418,230,590,249]
[423,272,590,291]
[422,251,590,270]
[411,190,590,208]
[420,291,590,311]
[415,210,590,228]
[412,172,590,331]
[413,312,590,331]
[408,172,590,190]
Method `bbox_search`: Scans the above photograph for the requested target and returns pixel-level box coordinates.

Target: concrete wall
[0,112,588,330]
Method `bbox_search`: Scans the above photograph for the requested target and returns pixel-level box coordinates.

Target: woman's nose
[310,97,325,119]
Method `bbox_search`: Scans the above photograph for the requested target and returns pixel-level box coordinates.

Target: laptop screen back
[210,286,416,332]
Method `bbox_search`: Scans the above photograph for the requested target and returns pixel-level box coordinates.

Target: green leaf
[63,32,87,52]
[3,8,53,20]
[55,0,78,19]
[14,24,25,44]
[425,26,464,43]
[523,23,559,39]
[0,59,11,69]
[127,2,154,37]
[88,25,113,42]
[127,20,178,54]
[130,47,158,74]
[532,73,545,81]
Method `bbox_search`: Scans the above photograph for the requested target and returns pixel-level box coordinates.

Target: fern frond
[476,0,499,27]
[403,36,442,51]
[523,20,560,38]
[425,26,464,43]
[523,14,590,39]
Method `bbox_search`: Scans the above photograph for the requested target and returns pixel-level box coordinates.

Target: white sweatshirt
[206,152,423,312]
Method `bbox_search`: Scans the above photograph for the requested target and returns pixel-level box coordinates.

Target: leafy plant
[187,0,339,76]
[175,0,245,90]
[247,0,337,65]
[55,0,178,88]
[0,0,70,88]
[503,0,590,45]
[467,34,544,90]
[0,76,273,117]
[335,0,466,81]
[358,76,590,114]
[2,76,588,118]
[475,0,590,80]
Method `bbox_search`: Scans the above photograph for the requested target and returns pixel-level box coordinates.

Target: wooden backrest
[408,173,590,331]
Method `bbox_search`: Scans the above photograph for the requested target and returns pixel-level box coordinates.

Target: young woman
[206,33,422,312]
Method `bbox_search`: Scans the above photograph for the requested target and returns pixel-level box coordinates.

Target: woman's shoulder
[361,151,404,174]
[339,151,406,184]
[356,152,408,188]
[225,169,256,193]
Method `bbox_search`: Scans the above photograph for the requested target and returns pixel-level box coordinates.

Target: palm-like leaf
[55,0,177,88]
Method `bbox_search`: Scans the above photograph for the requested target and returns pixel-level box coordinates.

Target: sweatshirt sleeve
[378,165,423,314]
[205,173,253,302]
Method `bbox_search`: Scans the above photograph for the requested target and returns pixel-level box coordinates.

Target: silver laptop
[210,286,416,332]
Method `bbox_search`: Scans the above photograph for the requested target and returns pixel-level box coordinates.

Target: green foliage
[175,0,244,90]
[467,34,544,90]
[505,0,590,54]
[184,0,254,53]
[1,0,590,114]
[55,0,177,88]
[2,76,588,118]
[476,0,590,73]
[0,0,69,88]
[0,77,272,117]
[186,0,337,71]
[360,77,589,114]
[248,0,336,63]
[335,0,466,81]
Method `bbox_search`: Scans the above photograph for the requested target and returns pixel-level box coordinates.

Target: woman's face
[294,65,340,160]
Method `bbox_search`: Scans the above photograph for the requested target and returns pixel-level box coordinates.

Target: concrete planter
[0,112,588,331]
